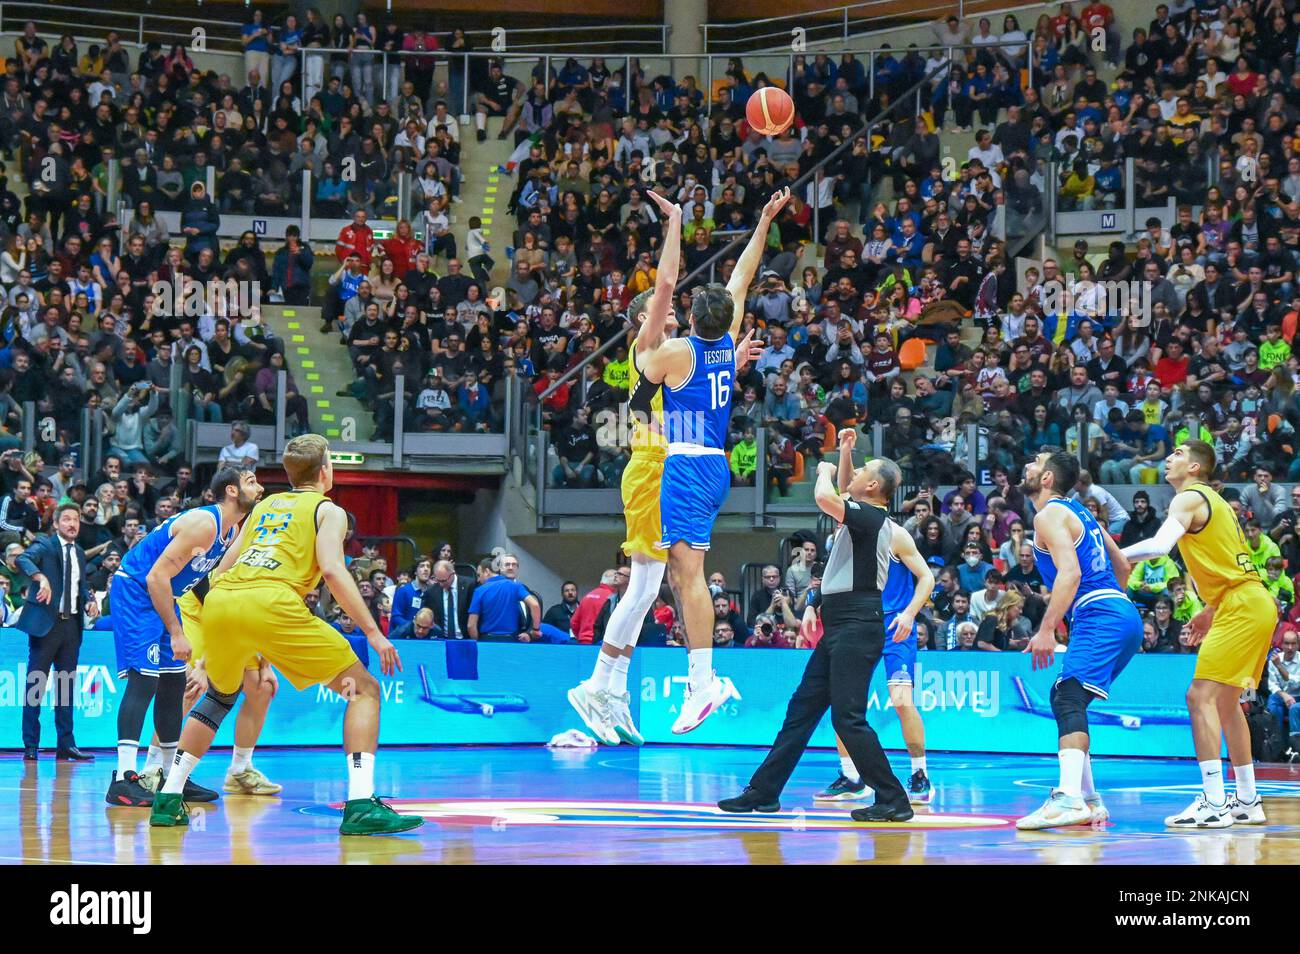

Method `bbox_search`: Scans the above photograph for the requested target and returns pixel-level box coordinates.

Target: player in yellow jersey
[565,188,771,744]
[1121,440,1274,828]
[151,434,422,836]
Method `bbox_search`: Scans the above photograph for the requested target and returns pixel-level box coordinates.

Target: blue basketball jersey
[662,334,734,450]
[882,551,916,617]
[119,505,237,598]
[1031,497,1123,616]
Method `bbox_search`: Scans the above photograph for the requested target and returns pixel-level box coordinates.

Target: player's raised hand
[645,188,682,219]
[761,187,792,220]
[1024,627,1057,671]
[735,327,764,371]
[838,428,857,451]
[369,633,403,675]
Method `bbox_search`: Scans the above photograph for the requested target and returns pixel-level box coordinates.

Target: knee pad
[189,686,242,733]
[1050,678,1094,738]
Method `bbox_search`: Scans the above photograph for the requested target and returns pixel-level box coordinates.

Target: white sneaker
[1165,794,1234,829]
[1016,790,1093,830]
[1227,794,1266,825]
[1085,793,1109,825]
[567,682,620,745]
[136,767,164,794]
[224,766,283,796]
[671,673,731,734]
[606,691,644,746]
[451,195,464,204]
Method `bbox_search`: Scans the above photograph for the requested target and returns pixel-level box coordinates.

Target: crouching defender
[1017,450,1143,830]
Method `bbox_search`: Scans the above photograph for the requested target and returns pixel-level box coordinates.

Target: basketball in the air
[746,86,795,137]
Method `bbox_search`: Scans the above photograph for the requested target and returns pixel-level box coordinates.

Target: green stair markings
[260,304,370,440]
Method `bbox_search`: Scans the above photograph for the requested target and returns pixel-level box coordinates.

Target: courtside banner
[0,633,1199,755]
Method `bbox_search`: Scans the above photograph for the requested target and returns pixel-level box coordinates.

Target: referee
[718,455,913,821]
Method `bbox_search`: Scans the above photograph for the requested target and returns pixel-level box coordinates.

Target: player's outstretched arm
[891,526,935,642]
[1026,508,1080,670]
[146,511,218,662]
[641,335,688,387]
[726,187,792,339]
[1120,492,1199,562]
[316,503,402,675]
[1100,527,1132,587]
[639,190,684,355]
[836,428,857,495]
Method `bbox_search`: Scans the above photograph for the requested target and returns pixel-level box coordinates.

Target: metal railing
[701,0,1058,52]
[0,1,250,53]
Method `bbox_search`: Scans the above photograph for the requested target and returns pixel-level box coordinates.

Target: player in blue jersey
[811,428,937,805]
[643,187,792,735]
[1017,450,1143,830]
[105,467,262,808]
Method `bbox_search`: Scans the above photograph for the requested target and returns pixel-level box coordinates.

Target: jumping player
[567,188,767,745]
[643,187,792,734]
[1016,450,1143,830]
[150,434,421,836]
[813,428,935,805]
[106,467,262,808]
[1121,441,1275,828]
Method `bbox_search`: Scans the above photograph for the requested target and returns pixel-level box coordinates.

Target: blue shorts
[882,611,917,686]
[657,454,731,551]
[1059,593,1144,699]
[111,573,185,678]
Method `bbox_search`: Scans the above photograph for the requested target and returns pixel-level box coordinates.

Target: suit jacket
[14,534,89,637]
[422,580,471,637]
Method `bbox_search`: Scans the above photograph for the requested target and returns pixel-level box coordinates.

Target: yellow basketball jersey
[1179,481,1267,605]
[627,335,667,459]
[214,489,328,597]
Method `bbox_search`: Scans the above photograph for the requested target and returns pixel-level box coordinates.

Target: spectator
[218,422,259,469]
[1266,632,1300,738]
[542,581,581,635]
[424,559,471,640]
[570,569,618,645]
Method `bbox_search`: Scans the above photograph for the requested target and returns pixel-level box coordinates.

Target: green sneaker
[339,796,425,836]
[149,791,190,828]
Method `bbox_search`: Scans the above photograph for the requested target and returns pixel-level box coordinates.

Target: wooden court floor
[5,746,1300,864]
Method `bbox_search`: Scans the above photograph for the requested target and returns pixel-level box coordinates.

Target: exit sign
[330,452,364,465]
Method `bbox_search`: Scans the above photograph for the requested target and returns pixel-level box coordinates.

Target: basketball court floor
[5,746,1299,864]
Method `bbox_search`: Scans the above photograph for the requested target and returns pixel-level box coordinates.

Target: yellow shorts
[178,591,260,675]
[201,583,359,694]
[620,453,666,562]
[1194,584,1276,691]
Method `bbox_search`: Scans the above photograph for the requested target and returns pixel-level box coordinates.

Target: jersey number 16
[709,370,732,410]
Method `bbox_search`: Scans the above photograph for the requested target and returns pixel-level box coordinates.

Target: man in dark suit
[423,559,470,639]
[16,503,99,760]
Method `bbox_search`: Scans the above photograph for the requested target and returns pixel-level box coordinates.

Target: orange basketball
[745,86,795,137]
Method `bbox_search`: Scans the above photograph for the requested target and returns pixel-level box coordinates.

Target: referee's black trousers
[749,595,908,808]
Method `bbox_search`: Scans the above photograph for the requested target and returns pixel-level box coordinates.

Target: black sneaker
[815,774,871,802]
[182,778,220,803]
[851,801,915,823]
[908,769,932,804]
[476,129,487,142]
[717,786,781,813]
[106,770,154,807]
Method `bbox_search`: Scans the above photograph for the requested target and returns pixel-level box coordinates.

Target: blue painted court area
[4,746,1298,864]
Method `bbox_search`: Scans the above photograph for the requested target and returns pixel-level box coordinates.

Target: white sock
[1233,763,1257,803]
[610,655,631,696]
[475,112,486,131]
[230,746,254,774]
[911,756,927,774]
[116,741,139,777]
[839,754,860,783]
[347,751,376,801]
[1200,759,1226,805]
[1081,753,1097,798]
[1058,748,1085,798]
[160,752,198,795]
[687,648,712,694]
[158,743,177,778]
[142,744,163,773]
[589,650,617,691]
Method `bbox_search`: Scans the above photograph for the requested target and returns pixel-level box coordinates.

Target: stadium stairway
[260,304,372,442]
[453,118,519,292]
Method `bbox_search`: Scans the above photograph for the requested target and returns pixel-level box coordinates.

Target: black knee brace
[1050,678,1094,738]
[189,686,241,732]
[116,670,159,739]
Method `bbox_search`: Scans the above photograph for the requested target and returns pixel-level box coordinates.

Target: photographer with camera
[107,381,160,467]
[745,613,792,649]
